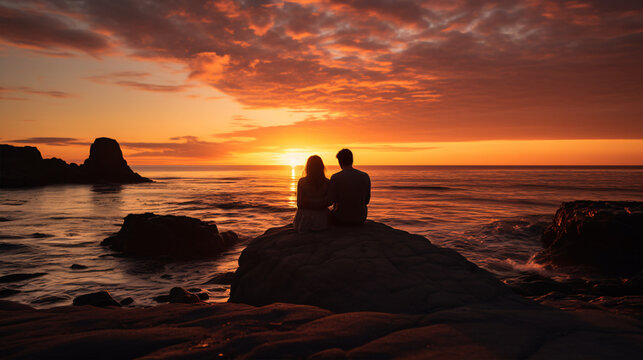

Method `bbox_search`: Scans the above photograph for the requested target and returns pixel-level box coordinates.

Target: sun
[279,151,309,167]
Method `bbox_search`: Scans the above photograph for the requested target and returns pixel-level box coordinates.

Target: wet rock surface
[0,138,151,188]
[534,201,643,276]
[230,221,515,314]
[101,213,238,259]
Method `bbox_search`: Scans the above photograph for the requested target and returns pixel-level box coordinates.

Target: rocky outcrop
[72,291,120,307]
[102,213,239,259]
[1,300,642,359]
[534,201,643,276]
[0,138,151,187]
[229,221,514,314]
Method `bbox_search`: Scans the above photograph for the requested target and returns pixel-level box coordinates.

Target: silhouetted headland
[0,137,151,187]
[101,213,239,259]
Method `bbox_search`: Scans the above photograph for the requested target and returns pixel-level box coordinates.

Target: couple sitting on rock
[294,149,371,233]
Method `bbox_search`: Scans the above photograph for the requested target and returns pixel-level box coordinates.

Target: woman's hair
[303,155,327,187]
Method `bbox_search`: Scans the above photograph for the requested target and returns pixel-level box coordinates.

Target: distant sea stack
[0,137,151,187]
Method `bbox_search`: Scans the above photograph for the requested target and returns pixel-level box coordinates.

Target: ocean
[1,165,642,307]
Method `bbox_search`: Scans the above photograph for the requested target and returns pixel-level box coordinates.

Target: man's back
[328,168,370,225]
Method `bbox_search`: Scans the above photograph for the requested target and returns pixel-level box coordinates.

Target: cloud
[0,3,110,54]
[0,86,73,99]
[8,137,88,146]
[86,72,191,92]
[1,0,642,144]
[120,136,232,158]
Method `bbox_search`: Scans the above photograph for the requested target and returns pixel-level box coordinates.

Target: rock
[229,221,514,314]
[73,291,121,307]
[504,274,572,297]
[119,297,134,306]
[187,288,202,293]
[534,201,643,276]
[0,138,151,188]
[70,264,88,270]
[1,300,642,359]
[0,300,33,311]
[0,273,47,283]
[153,287,202,304]
[80,137,150,183]
[31,232,53,238]
[31,296,67,305]
[204,271,236,285]
[197,292,209,301]
[0,217,10,222]
[0,289,20,298]
[169,287,201,304]
[153,295,170,303]
[102,213,239,259]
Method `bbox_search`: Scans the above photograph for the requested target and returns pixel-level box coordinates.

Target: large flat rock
[1,300,641,359]
[229,221,516,313]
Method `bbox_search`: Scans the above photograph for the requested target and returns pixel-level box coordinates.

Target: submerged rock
[154,287,201,304]
[70,264,88,270]
[204,271,236,285]
[534,201,643,276]
[119,297,134,306]
[0,273,47,283]
[73,291,120,307]
[0,138,151,188]
[102,213,239,259]
[230,221,513,314]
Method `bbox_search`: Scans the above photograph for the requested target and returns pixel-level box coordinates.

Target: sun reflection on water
[288,166,297,207]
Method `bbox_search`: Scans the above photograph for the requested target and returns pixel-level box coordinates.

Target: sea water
[1,166,642,307]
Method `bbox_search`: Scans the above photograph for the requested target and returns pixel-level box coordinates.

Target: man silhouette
[326,149,371,225]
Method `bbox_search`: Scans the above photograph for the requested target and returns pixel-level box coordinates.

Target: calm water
[1,166,642,307]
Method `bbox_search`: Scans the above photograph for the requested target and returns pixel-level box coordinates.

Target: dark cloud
[86,72,191,92]
[2,0,642,144]
[120,136,232,158]
[0,3,110,54]
[0,86,73,99]
[8,137,88,146]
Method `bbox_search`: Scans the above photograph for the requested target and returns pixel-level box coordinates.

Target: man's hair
[336,148,353,167]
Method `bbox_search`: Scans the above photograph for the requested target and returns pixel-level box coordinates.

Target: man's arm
[364,174,371,205]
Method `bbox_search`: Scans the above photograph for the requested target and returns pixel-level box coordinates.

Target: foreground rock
[534,201,643,276]
[102,213,239,259]
[153,287,201,304]
[230,221,514,314]
[1,299,641,359]
[73,291,120,307]
[0,137,151,188]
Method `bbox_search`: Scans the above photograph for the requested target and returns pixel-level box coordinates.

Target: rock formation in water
[101,213,239,259]
[534,201,643,276]
[0,137,151,187]
[229,221,514,314]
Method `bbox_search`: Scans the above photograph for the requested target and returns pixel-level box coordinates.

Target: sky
[1,0,642,165]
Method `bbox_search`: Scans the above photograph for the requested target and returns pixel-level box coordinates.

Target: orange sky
[1,0,642,165]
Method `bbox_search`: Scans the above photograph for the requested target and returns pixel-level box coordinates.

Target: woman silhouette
[293,155,330,233]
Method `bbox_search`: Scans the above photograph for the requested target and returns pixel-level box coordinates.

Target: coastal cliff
[0,137,151,187]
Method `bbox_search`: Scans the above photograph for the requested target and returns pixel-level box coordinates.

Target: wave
[174,199,293,213]
[388,185,453,191]
[0,242,30,251]
[513,183,642,193]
